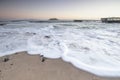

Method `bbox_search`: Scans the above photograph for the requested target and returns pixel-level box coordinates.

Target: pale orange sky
[0,0,120,20]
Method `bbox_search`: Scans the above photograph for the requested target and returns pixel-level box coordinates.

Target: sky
[0,0,120,20]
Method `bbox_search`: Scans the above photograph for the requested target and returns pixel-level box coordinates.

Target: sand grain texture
[0,52,120,80]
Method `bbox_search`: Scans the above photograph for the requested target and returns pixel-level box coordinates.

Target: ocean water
[0,21,120,76]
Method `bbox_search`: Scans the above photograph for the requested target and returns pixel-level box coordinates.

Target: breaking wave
[0,21,120,76]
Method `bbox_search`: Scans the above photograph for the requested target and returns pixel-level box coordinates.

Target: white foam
[0,22,120,76]
[27,35,65,58]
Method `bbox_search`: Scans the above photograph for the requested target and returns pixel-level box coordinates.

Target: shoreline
[0,51,120,80]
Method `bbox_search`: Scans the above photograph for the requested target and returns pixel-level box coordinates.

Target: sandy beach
[0,51,119,80]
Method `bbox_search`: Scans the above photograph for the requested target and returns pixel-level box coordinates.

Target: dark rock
[44,36,50,38]
[0,23,6,26]
[40,55,45,62]
[10,63,13,65]
[83,47,90,50]
[42,58,45,62]
[3,57,9,62]
[33,33,36,35]
[15,52,19,55]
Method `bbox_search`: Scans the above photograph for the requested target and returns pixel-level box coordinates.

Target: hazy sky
[0,0,120,20]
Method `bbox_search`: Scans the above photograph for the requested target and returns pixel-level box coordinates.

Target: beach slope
[0,51,120,80]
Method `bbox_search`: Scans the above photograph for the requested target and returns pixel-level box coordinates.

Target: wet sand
[0,51,120,80]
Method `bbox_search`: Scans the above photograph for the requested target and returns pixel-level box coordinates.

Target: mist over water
[0,21,120,76]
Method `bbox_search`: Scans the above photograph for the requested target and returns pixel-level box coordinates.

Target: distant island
[73,20,82,22]
[49,18,58,21]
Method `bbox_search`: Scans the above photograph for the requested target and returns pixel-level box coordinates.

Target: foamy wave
[0,22,120,76]
[27,35,65,58]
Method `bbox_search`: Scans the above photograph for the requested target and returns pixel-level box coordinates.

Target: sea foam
[0,21,120,76]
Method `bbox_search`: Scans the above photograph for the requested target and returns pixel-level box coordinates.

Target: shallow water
[0,21,120,76]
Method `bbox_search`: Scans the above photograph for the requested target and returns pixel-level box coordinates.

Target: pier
[101,17,120,23]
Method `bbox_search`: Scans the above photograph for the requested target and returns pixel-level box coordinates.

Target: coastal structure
[101,17,120,23]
